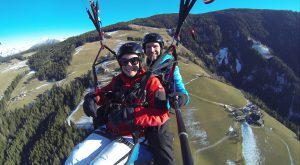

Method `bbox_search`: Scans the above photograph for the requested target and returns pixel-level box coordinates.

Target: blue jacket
[154,54,189,107]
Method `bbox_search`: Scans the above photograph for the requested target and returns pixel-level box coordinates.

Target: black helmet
[117,42,143,59]
[142,33,164,50]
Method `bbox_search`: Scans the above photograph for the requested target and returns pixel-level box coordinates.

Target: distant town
[225,102,264,126]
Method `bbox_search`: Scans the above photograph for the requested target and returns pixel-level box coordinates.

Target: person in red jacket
[65,42,170,165]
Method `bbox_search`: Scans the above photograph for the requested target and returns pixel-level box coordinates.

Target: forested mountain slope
[130,9,300,130]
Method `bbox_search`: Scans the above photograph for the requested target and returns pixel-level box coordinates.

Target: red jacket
[96,69,169,136]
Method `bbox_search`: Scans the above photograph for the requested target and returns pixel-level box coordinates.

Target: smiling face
[119,54,140,77]
[145,42,161,61]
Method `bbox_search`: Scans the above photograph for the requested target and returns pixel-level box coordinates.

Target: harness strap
[112,137,135,165]
[114,152,131,165]
[115,137,134,148]
[111,74,149,108]
[93,127,135,165]
[93,128,135,147]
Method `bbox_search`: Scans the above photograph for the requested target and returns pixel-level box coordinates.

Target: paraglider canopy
[203,0,214,4]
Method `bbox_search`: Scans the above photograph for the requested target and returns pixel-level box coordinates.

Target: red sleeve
[133,76,169,127]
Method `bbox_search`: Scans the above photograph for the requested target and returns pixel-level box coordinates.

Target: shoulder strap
[111,75,124,92]
[134,73,153,105]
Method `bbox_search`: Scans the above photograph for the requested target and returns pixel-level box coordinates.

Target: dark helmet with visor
[142,33,164,51]
[117,42,143,60]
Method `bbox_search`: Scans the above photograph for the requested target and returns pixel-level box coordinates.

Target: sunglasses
[119,57,140,66]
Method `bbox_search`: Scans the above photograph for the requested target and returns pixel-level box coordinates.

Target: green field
[170,61,245,164]
[0,71,22,95]
[8,75,53,110]
[66,42,101,82]
[169,101,243,165]
[0,60,29,96]
[254,112,300,164]
[179,60,246,108]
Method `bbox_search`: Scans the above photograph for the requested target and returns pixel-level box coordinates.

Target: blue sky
[0,0,299,49]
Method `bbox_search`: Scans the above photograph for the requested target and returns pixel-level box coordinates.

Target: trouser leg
[146,121,175,165]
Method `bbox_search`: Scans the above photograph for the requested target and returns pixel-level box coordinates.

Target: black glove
[83,93,98,118]
[104,91,115,100]
[168,92,188,108]
[108,108,134,126]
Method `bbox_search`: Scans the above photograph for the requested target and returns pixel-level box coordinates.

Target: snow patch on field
[248,37,273,59]
[106,31,119,35]
[27,71,36,75]
[241,122,262,165]
[76,116,93,130]
[185,107,210,146]
[1,60,28,73]
[236,58,242,73]
[216,48,229,65]
[35,83,50,90]
[66,100,85,126]
[74,46,83,55]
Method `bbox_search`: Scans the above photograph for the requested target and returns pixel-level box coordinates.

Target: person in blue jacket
[142,32,190,165]
[143,32,189,107]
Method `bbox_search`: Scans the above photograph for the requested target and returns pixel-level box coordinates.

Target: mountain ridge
[29,38,61,50]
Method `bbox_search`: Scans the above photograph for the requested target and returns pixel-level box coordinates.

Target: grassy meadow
[0,60,29,96]
[253,111,300,164]
[8,77,53,110]
[172,61,246,164]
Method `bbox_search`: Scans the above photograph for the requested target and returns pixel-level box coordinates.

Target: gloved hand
[104,91,115,100]
[168,92,188,108]
[108,107,134,126]
[83,93,98,118]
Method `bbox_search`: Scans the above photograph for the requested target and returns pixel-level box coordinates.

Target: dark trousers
[146,121,175,165]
